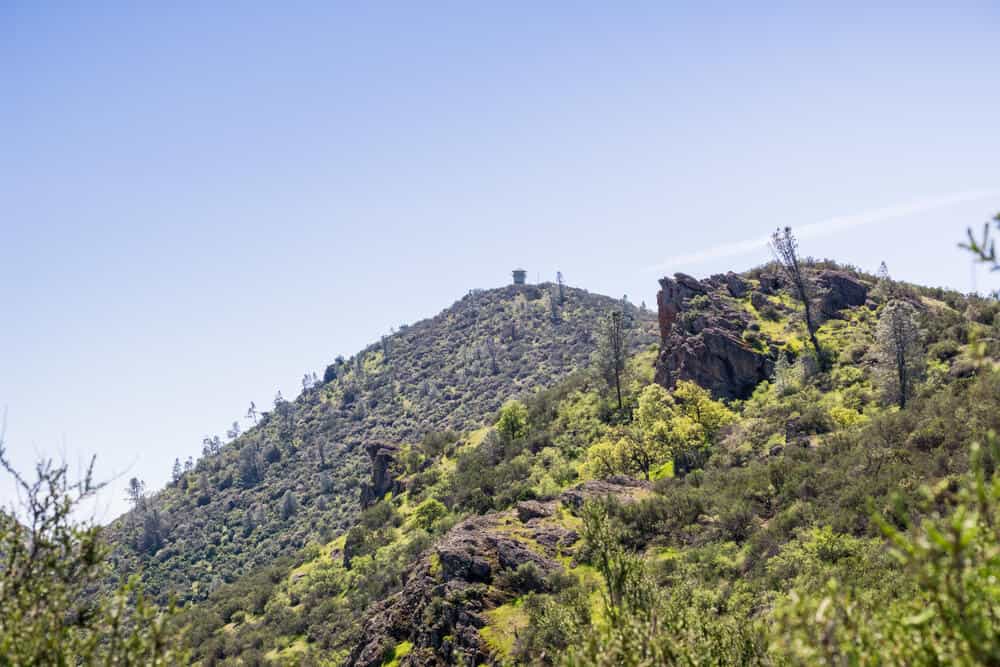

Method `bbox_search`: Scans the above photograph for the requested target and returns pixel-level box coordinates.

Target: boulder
[817,270,869,319]
[750,291,769,311]
[516,500,554,522]
[758,272,782,294]
[724,272,749,298]
[559,478,651,510]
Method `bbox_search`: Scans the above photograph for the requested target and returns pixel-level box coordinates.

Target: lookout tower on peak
[512,269,527,285]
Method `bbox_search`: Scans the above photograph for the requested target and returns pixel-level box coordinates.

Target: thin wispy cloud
[647,189,1000,272]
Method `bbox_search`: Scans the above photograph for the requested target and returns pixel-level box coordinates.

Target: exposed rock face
[725,271,750,299]
[657,273,707,341]
[346,477,656,666]
[359,443,402,508]
[515,500,553,522]
[817,270,869,319]
[659,328,775,400]
[655,273,774,400]
[757,272,783,294]
[346,512,567,667]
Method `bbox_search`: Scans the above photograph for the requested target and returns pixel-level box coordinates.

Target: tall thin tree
[770,226,825,366]
[874,300,924,409]
[597,311,628,412]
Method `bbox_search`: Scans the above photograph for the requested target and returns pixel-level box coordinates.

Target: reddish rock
[655,274,774,400]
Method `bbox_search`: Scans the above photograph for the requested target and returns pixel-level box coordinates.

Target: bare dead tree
[770,226,825,366]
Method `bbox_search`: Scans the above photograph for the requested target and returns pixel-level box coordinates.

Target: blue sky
[2,3,999,520]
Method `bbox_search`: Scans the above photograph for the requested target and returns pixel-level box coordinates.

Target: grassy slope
[173,268,1000,664]
[101,283,657,611]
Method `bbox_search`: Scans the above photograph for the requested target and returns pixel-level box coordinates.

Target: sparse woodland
[4,218,1000,666]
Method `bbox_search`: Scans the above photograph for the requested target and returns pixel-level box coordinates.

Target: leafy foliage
[78,259,1000,665]
[0,434,182,665]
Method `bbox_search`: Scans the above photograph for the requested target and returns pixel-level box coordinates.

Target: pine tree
[596,310,628,412]
[171,458,182,483]
[874,261,894,301]
[874,300,924,408]
[772,350,797,394]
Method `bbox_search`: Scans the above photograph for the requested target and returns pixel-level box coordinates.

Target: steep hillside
[170,261,1000,665]
[105,283,657,603]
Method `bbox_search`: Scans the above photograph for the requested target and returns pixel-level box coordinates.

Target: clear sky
[2,3,999,520]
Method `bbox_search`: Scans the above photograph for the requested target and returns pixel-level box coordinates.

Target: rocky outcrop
[659,327,775,400]
[359,443,403,508]
[515,500,553,522]
[657,273,708,341]
[346,511,567,667]
[347,476,656,666]
[558,477,652,510]
[709,271,749,298]
[817,270,869,319]
[655,273,774,400]
[654,268,873,400]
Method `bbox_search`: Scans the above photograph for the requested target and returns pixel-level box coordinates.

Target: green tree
[0,429,182,664]
[771,436,1000,665]
[671,380,736,441]
[961,212,1000,271]
[496,400,529,443]
[238,443,262,487]
[874,300,924,408]
[412,497,447,531]
[595,310,629,412]
[579,501,650,622]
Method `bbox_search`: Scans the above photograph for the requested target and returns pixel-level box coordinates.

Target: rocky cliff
[346,479,650,667]
[655,268,870,399]
[655,272,774,399]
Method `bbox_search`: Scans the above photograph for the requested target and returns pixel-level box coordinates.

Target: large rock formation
[654,268,872,400]
[359,443,403,508]
[345,478,652,666]
[347,509,570,666]
[655,273,774,400]
[817,270,869,319]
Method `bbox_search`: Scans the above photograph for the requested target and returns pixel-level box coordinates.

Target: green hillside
[6,243,1000,667]
[103,283,658,604]
[166,262,1000,665]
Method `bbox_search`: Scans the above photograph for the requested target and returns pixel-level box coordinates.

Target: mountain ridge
[102,261,1000,665]
[105,281,658,603]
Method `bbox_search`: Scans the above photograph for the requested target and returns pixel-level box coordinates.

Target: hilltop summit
[106,283,656,602]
